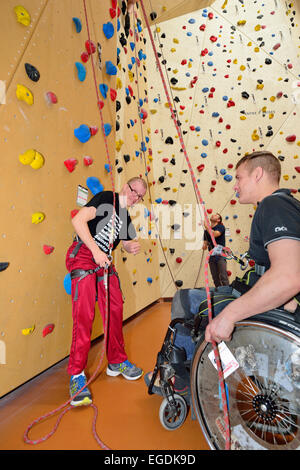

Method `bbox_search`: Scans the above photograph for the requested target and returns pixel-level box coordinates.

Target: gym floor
[0,300,210,451]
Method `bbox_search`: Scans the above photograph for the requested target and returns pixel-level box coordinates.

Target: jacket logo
[275,226,288,232]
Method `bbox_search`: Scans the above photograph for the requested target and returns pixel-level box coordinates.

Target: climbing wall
[144,0,300,297]
[0,0,160,398]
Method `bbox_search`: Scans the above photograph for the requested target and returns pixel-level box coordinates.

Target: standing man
[203,213,229,287]
[66,177,147,406]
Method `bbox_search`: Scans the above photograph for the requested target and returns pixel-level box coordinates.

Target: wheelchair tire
[190,309,300,450]
[159,394,188,431]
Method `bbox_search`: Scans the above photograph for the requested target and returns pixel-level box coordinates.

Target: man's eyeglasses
[128,183,144,202]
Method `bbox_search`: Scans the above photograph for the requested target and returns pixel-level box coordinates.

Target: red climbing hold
[207,209,213,214]
[81,51,89,63]
[128,85,134,96]
[43,245,54,254]
[230,199,237,205]
[64,158,78,173]
[295,167,300,173]
[162,158,169,162]
[84,156,93,166]
[208,12,214,19]
[98,100,104,110]
[286,134,296,142]
[197,164,205,172]
[176,257,182,263]
[85,40,96,54]
[45,91,58,104]
[227,100,235,108]
[71,209,79,218]
[199,24,206,31]
[181,59,187,65]
[110,89,117,101]
[210,35,217,43]
[216,141,221,147]
[43,323,55,337]
[90,126,98,136]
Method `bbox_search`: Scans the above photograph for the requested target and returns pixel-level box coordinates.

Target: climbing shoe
[69,373,92,406]
[106,360,143,381]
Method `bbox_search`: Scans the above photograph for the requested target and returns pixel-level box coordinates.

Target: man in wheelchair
[145,151,300,409]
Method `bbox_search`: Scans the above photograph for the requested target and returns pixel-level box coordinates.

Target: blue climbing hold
[99,83,108,99]
[147,277,153,283]
[104,163,111,172]
[74,124,91,143]
[64,273,72,295]
[75,62,86,82]
[86,176,104,195]
[103,22,114,39]
[201,152,207,158]
[155,198,162,203]
[103,123,112,136]
[72,17,82,33]
[224,174,233,182]
[130,42,135,51]
[202,139,209,146]
[220,169,227,175]
[105,61,117,75]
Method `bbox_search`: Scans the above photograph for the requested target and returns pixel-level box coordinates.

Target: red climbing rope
[23,0,120,449]
[138,0,231,450]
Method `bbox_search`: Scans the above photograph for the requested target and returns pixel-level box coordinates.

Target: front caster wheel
[159,394,188,430]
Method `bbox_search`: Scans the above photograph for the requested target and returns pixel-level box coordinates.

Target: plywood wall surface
[0,0,160,397]
[144,0,300,297]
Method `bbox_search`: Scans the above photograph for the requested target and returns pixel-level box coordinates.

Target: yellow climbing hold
[19,149,44,169]
[240,65,246,71]
[128,70,134,82]
[222,0,228,8]
[173,38,179,44]
[150,109,157,114]
[252,130,259,141]
[240,115,246,120]
[116,139,124,151]
[270,96,276,102]
[116,77,122,89]
[254,47,260,52]
[170,48,176,52]
[22,325,35,335]
[156,27,160,33]
[254,25,261,31]
[173,69,178,74]
[134,133,138,141]
[269,113,274,119]
[283,175,289,181]
[14,5,31,26]
[237,20,246,25]
[32,212,45,224]
[171,86,186,91]
[16,84,34,105]
[257,83,264,90]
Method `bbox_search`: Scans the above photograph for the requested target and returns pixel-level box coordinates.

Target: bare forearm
[72,219,99,256]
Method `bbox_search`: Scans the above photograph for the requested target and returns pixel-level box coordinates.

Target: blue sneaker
[106,360,143,381]
[69,374,92,406]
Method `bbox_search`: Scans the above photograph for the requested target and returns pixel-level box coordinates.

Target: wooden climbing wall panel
[144,0,300,297]
[0,0,160,398]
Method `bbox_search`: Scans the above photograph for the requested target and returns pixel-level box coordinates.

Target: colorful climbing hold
[31,212,45,224]
[75,62,86,81]
[43,245,54,254]
[72,17,82,33]
[42,324,55,337]
[16,84,33,105]
[14,5,31,26]
[74,124,91,143]
[64,158,78,172]
[86,176,104,195]
[22,325,35,336]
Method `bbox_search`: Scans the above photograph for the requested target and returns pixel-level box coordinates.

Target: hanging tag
[77,185,88,207]
[208,342,239,379]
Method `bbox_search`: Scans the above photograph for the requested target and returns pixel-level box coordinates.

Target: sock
[71,371,85,379]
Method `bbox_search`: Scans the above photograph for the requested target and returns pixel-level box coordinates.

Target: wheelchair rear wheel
[191,310,300,450]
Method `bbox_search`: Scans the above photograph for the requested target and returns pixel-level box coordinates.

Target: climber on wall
[66,177,147,406]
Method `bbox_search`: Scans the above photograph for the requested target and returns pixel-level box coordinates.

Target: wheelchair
[147,307,300,450]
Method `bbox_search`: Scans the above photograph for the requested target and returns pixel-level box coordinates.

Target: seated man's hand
[205,308,235,343]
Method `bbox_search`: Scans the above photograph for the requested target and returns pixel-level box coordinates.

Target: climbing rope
[138,0,231,449]
[23,0,120,449]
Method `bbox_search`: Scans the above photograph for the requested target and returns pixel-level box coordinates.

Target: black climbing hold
[126,96,131,104]
[168,200,176,206]
[0,262,9,272]
[123,154,130,163]
[171,224,181,231]
[278,155,285,161]
[170,78,178,85]
[241,91,249,99]
[160,263,166,267]
[175,280,183,287]
[170,158,176,165]
[169,248,175,254]
[165,137,173,144]
[158,176,165,183]
[150,11,157,21]
[116,100,121,112]
[25,63,40,82]
[117,167,123,173]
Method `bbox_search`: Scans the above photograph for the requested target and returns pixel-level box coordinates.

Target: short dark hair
[216,213,222,224]
[236,151,281,183]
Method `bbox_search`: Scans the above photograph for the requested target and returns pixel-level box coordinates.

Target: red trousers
[66,241,127,375]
